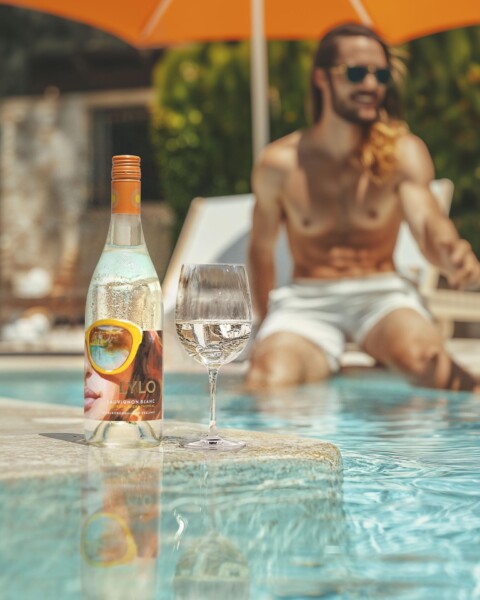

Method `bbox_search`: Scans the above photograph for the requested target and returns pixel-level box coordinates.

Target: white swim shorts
[256,273,432,372]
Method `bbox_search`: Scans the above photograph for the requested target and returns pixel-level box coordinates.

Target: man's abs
[283,211,400,279]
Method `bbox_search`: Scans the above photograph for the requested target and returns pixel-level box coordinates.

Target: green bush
[404,27,480,253]
[151,41,313,234]
[151,43,251,235]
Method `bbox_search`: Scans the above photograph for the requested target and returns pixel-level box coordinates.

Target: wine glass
[175,263,252,451]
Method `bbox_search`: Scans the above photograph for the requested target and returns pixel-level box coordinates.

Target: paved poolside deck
[0,398,341,480]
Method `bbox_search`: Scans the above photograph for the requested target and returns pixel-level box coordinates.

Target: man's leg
[245,332,332,390]
[362,308,478,391]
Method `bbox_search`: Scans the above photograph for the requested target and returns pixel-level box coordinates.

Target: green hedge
[151,41,313,236]
[404,28,480,253]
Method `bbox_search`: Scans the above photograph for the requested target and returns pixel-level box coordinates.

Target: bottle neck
[108,180,144,246]
[107,213,144,246]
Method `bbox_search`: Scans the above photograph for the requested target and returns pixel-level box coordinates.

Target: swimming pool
[1,369,479,599]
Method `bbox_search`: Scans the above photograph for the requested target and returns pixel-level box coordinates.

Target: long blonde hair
[359,115,409,184]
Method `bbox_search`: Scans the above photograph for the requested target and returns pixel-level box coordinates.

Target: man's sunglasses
[330,64,391,85]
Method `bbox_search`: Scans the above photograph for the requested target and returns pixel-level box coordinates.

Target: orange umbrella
[2,0,480,46]
[3,0,480,156]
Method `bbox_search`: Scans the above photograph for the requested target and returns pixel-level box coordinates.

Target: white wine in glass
[175,264,252,451]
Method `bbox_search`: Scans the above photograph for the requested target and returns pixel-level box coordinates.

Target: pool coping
[0,398,342,481]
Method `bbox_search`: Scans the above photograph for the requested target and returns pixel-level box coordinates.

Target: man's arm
[248,152,284,322]
[398,135,480,288]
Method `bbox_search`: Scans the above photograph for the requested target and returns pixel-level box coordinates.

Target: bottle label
[111,181,141,215]
[85,319,163,422]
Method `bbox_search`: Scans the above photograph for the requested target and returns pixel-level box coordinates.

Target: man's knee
[245,334,331,390]
[246,349,302,389]
[387,336,446,387]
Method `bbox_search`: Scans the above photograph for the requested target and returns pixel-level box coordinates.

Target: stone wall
[0,88,174,326]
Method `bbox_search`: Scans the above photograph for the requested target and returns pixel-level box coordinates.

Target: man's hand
[439,239,480,289]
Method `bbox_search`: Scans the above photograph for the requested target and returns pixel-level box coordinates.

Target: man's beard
[328,78,381,125]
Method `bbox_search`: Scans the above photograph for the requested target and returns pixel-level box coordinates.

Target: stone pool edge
[0,398,342,480]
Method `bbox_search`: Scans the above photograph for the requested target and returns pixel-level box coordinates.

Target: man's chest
[280,164,401,234]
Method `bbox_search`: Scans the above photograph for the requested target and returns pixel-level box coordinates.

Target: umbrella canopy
[3,0,480,157]
[2,0,480,46]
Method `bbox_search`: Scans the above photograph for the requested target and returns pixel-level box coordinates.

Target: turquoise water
[1,370,480,599]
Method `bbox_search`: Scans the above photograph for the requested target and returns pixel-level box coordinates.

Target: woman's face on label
[84,355,134,419]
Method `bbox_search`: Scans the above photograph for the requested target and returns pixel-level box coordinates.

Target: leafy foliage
[403,27,480,253]
[151,41,313,232]
[151,43,250,232]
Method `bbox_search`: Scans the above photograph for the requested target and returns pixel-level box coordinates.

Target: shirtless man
[246,23,480,391]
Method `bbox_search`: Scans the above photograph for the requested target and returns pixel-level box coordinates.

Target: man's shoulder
[395,132,430,159]
[252,132,301,199]
[257,131,301,171]
[394,131,434,182]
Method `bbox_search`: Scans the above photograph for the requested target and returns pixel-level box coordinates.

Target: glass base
[182,435,245,452]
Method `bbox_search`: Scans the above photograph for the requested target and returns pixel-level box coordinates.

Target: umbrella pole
[250,0,270,162]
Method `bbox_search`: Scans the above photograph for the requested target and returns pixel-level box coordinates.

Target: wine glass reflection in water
[175,264,252,451]
[173,462,250,599]
[173,532,250,600]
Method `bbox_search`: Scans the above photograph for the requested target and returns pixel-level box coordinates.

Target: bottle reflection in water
[81,448,162,600]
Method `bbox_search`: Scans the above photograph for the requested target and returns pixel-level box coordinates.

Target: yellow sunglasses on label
[86,319,143,376]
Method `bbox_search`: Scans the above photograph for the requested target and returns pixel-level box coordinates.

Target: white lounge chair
[162,179,480,369]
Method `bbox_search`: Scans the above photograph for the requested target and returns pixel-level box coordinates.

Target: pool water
[1,369,480,599]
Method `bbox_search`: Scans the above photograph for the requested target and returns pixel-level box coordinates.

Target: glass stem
[208,368,219,438]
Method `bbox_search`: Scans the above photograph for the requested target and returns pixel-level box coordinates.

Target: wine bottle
[84,155,163,446]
